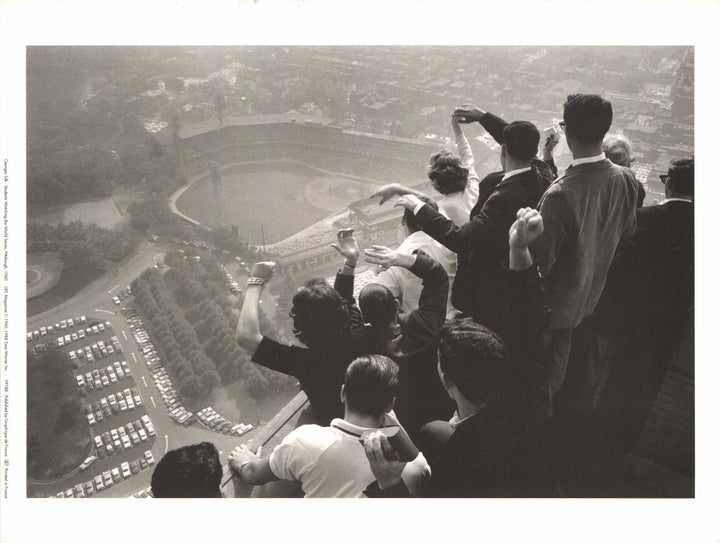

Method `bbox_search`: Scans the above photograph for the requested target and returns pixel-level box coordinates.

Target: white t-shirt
[269,418,430,498]
[376,231,457,318]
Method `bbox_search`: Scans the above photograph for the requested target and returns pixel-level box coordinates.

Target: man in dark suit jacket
[452,105,554,214]
[579,157,694,488]
[394,120,546,342]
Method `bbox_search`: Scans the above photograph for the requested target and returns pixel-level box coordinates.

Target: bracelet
[343,260,356,269]
[247,277,266,287]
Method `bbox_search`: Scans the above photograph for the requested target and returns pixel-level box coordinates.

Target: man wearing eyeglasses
[583,157,694,487]
[530,94,638,417]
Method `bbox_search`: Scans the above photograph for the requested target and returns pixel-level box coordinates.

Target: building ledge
[221,391,313,498]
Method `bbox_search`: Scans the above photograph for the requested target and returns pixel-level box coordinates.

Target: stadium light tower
[208,160,223,222]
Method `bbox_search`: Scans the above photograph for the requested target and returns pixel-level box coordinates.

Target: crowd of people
[150,93,694,498]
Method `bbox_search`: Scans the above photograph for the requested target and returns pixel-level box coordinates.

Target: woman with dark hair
[235,232,372,425]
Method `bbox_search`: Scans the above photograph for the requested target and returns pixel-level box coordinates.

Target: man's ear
[340,384,346,404]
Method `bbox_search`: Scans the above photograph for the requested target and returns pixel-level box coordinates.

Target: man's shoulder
[253,335,309,361]
[638,201,692,226]
[283,424,340,451]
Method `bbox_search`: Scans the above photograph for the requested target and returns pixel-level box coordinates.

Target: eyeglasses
[659,174,670,184]
[559,121,567,131]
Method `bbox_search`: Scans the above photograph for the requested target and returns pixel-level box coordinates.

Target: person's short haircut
[304,277,330,288]
[563,94,613,144]
[602,134,634,167]
[427,150,468,195]
[151,442,222,498]
[344,355,399,417]
[359,283,396,328]
[502,121,540,162]
[402,199,439,233]
[291,283,348,347]
[438,318,510,404]
[667,156,694,196]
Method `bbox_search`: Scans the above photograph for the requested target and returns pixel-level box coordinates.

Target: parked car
[111,468,121,483]
[85,481,95,496]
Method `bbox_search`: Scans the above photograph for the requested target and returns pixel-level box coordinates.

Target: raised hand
[364,245,415,270]
[509,208,544,249]
[250,262,277,282]
[371,183,414,205]
[393,194,424,211]
[330,228,360,265]
[452,104,487,124]
[542,131,560,161]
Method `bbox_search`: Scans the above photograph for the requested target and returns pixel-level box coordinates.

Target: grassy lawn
[27,266,101,317]
[27,347,91,481]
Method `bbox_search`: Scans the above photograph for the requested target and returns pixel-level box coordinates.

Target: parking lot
[28,313,159,498]
[27,250,268,498]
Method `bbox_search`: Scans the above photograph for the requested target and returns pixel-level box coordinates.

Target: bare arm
[228,445,279,486]
[371,183,435,206]
[235,262,276,354]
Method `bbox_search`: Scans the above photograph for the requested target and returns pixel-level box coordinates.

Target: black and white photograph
[2,1,719,543]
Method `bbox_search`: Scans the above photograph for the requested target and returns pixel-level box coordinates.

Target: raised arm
[330,228,360,300]
[371,183,435,206]
[365,246,448,353]
[330,228,365,327]
[509,207,544,270]
[394,194,465,253]
[235,262,276,354]
[453,104,508,145]
[451,115,478,181]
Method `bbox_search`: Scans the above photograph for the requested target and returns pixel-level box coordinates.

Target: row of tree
[28,220,140,270]
[131,254,293,407]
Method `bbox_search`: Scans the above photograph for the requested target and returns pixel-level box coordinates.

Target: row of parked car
[27,315,88,341]
[122,308,195,426]
[219,264,242,295]
[69,336,122,368]
[93,414,156,460]
[84,386,137,427]
[84,384,143,427]
[55,450,156,498]
[112,286,132,306]
[77,360,133,398]
[57,321,112,347]
[196,407,254,437]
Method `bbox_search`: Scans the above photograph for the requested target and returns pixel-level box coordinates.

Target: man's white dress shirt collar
[501,166,532,182]
[568,153,606,167]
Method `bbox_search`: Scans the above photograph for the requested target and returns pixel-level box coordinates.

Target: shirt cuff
[413,202,425,215]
